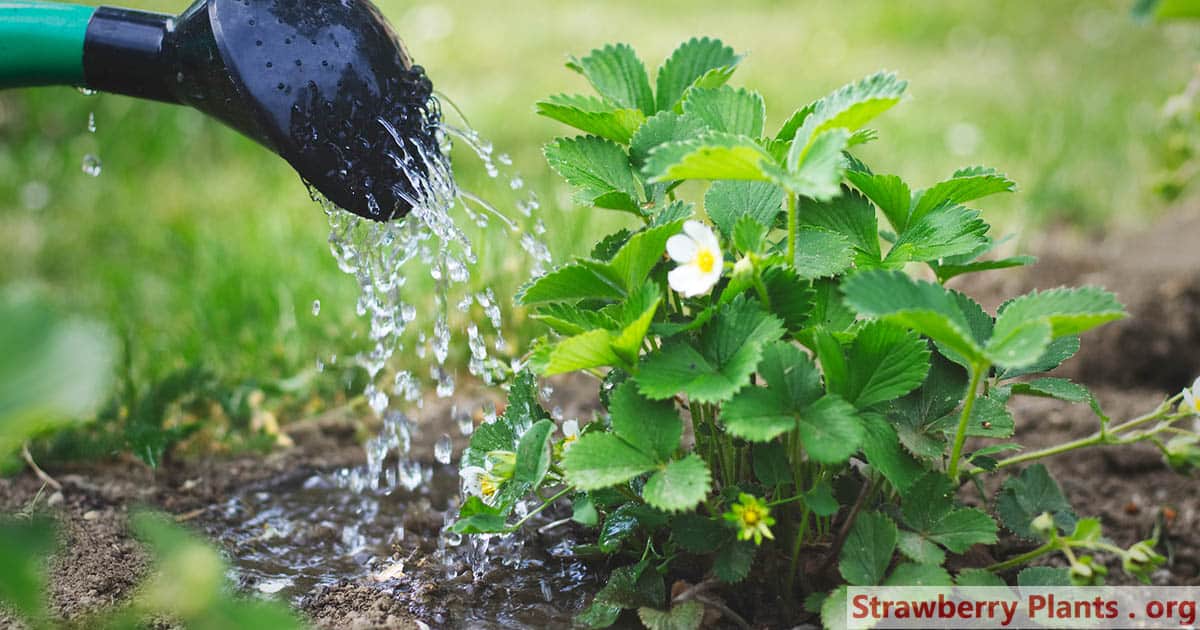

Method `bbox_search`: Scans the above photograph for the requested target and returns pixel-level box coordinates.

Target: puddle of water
[203,467,597,628]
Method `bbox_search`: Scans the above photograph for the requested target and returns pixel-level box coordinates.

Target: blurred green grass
[0,0,1195,418]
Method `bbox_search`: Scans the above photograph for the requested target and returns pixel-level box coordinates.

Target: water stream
[204,74,588,624]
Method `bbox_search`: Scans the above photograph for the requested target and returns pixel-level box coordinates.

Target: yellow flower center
[480,475,498,499]
[742,509,760,526]
[696,249,716,273]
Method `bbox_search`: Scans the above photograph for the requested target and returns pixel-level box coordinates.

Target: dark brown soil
[3,212,1200,629]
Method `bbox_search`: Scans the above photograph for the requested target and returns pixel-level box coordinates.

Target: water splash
[203,468,595,626]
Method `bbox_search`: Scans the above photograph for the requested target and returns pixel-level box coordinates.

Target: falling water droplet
[434,434,452,464]
[81,154,102,177]
[455,408,474,436]
[87,112,96,133]
[315,357,325,372]
[312,299,321,316]
[76,87,96,96]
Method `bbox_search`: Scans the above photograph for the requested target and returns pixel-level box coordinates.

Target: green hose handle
[0,1,97,88]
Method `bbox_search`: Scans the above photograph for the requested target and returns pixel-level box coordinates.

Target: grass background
[1,0,1197,425]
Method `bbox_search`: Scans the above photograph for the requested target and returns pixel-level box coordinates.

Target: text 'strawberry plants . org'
[451,38,1200,629]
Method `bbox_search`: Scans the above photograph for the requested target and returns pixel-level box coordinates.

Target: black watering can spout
[0,0,440,221]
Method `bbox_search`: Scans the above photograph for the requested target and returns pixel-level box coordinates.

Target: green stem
[786,191,798,265]
[993,406,1183,470]
[947,362,987,481]
[986,541,1056,573]
[785,504,811,598]
[508,486,573,531]
[751,267,772,309]
[767,494,805,508]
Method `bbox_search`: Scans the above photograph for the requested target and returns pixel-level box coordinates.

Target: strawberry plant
[452,38,1200,629]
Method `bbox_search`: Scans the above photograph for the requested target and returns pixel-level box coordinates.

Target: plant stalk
[947,363,987,481]
[985,541,1056,573]
[786,191,798,265]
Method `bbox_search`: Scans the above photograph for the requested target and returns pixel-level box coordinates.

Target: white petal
[460,466,485,496]
[563,419,579,438]
[666,233,697,263]
[1185,388,1198,413]
[693,221,722,251]
[1192,376,1200,393]
[683,220,714,245]
[669,264,710,297]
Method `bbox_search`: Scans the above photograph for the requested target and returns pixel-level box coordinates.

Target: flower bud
[485,450,516,479]
[1070,555,1107,586]
[1031,512,1056,539]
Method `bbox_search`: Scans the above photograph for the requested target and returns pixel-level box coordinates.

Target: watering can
[0,0,439,220]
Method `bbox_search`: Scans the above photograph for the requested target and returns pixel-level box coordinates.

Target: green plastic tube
[0,1,96,89]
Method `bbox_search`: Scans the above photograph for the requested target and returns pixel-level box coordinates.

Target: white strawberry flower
[1182,376,1200,415]
[561,419,580,452]
[460,465,501,505]
[666,220,723,298]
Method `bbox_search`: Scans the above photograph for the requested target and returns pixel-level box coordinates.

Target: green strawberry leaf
[887,205,991,264]
[901,473,998,553]
[841,270,985,365]
[770,128,851,200]
[671,513,732,554]
[638,602,705,630]
[909,166,1016,225]
[517,260,625,305]
[644,132,776,183]
[996,336,1080,379]
[563,433,660,490]
[799,187,882,263]
[514,419,555,487]
[861,412,928,493]
[537,93,647,144]
[996,464,1078,540]
[884,563,954,586]
[655,37,741,112]
[713,541,756,583]
[532,303,618,336]
[643,453,712,513]
[885,352,967,460]
[845,169,913,233]
[844,321,931,409]
[839,511,898,586]
[545,136,642,213]
[956,568,1008,587]
[682,85,765,137]
[629,111,709,168]
[574,43,656,114]
[609,381,682,462]
[993,287,1127,340]
[608,220,685,292]
[636,297,785,403]
[791,228,856,279]
[786,71,907,159]
[897,530,946,566]
[704,180,783,240]
[761,266,815,333]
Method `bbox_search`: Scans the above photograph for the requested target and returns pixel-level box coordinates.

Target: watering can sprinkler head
[1,0,441,221]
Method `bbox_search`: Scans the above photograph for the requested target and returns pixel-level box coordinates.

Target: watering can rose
[666,221,723,297]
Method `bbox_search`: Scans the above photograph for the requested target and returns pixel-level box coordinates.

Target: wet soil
[3,212,1200,628]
